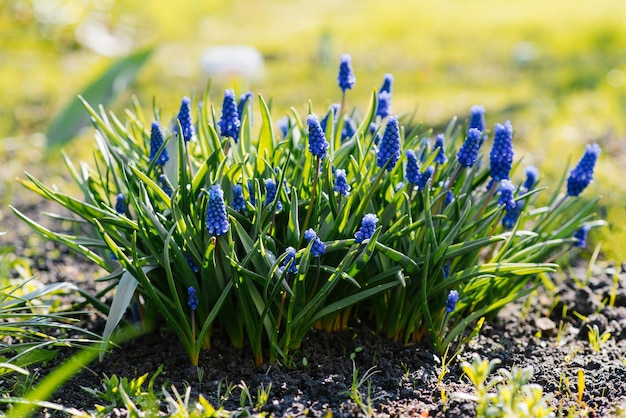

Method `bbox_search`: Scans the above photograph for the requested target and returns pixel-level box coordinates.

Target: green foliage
[14,72,599,366]
[457,354,555,418]
[81,365,165,416]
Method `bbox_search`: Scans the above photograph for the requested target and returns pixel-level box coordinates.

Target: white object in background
[200,46,265,81]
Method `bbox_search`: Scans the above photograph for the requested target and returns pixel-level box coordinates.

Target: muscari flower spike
[187,287,199,311]
[417,166,435,191]
[380,73,393,95]
[567,144,601,197]
[115,193,126,215]
[186,254,199,273]
[502,203,522,229]
[232,184,246,212]
[522,165,539,191]
[338,54,356,92]
[405,150,421,185]
[149,121,169,165]
[320,104,339,134]
[307,114,329,159]
[457,128,482,168]
[277,116,289,139]
[247,180,256,206]
[280,246,298,275]
[433,134,448,164]
[237,91,253,121]
[264,178,282,211]
[334,168,350,196]
[490,120,514,182]
[376,91,392,119]
[355,213,378,244]
[469,105,486,133]
[574,224,591,248]
[175,96,194,142]
[377,116,401,171]
[159,174,173,198]
[218,89,241,141]
[443,262,451,279]
[304,228,326,257]
[206,185,229,236]
[498,179,516,210]
[446,290,459,313]
[342,116,356,141]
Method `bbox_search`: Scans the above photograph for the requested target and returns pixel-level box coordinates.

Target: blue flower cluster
[342,116,356,141]
[446,290,459,313]
[307,115,329,159]
[405,150,420,184]
[490,121,514,182]
[498,180,516,210]
[175,96,194,142]
[468,105,486,133]
[457,128,482,168]
[377,117,401,171]
[433,134,447,164]
[237,91,253,122]
[206,185,229,236]
[574,224,591,248]
[187,286,198,311]
[320,104,339,134]
[338,54,356,92]
[304,228,326,257]
[567,144,601,197]
[264,178,282,211]
[418,166,434,191]
[115,193,126,215]
[376,91,392,119]
[334,169,350,196]
[522,165,539,191]
[280,246,298,274]
[218,90,241,141]
[159,174,173,197]
[355,213,378,244]
[380,73,393,95]
[232,184,246,212]
[149,121,169,166]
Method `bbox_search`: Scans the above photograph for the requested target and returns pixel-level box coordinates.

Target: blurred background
[0,0,625,260]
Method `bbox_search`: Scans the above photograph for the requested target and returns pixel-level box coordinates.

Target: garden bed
[7,201,626,417]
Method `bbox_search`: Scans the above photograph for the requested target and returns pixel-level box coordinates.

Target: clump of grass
[13,55,601,366]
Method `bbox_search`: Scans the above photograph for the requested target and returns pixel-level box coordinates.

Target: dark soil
[3,201,626,417]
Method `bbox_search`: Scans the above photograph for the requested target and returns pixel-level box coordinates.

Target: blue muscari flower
[342,116,357,141]
[522,166,539,191]
[490,121,514,182]
[567,144,601,197]
[307,114,329,159]
[264,178,282,211]
[574,224,591,248]
[498,179,516,210]
[446,290,459,313]
[502,203,522,229]
[149,121,169,165]
[175,96,194,142]
[405,150,421,184]
[159,174,173,197]
[277,116,289,139]
[457,128,482,168]
[433,134,448,164]
[443,262,450,279]
[187,286,198,311]
[380,73,393,94]
[334,168,350,196]
[320,104,339,134]
[369,122,378,136]
[232,184,246,212]
[115,193,126,215]
[218,89,241,141]
[419,138,431,162]
[237,91,253,121]
[186,254,199,273]
[377,116,401,171]
[280,246,298,275]
[304,228,326,257]
[469,105,486,133]
[376,91,392,118]
[354,213,378,244]
[338,53,356,92]
[206,185,229,236]
[445,190,455,206]
[417,166,435,191]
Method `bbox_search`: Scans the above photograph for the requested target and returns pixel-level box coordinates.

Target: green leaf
[46,48,153,148]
